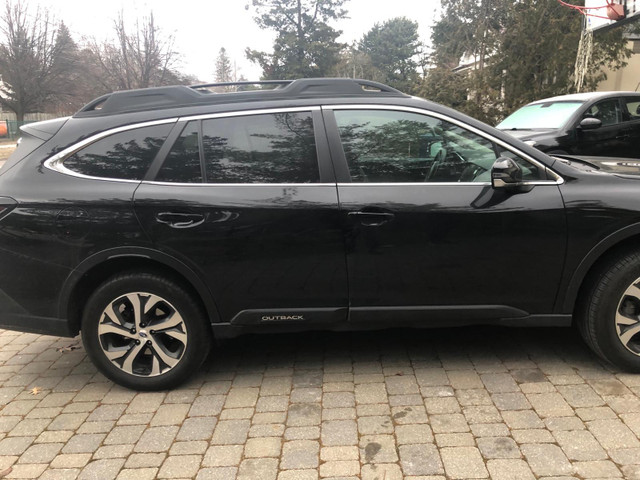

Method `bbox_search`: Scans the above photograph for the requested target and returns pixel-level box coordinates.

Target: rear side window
[63,124,172,180]
[626,98,640,120]
[156,121,202,183]
[202,112,319,184]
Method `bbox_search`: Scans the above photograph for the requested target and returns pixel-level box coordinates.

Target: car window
[156,121,202,183]
[334,109,543,183]
[201,112,319,184]
[625,98,640,120]
[63,124,172,180]
[583,99,623,126]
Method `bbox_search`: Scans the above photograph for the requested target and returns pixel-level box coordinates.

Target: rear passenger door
[622,96,640,158]
[576,98,627,157]
[134,108,348,325]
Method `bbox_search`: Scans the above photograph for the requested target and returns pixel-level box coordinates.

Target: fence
[0,120,36,141]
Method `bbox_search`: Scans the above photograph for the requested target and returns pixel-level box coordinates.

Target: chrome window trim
[336,181,561,187]
[44,118,179,182]
[324,104,565,186]
[178,106,320,122]
[142,181,336,187]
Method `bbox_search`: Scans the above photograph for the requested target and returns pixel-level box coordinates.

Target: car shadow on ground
[203,325,612,376]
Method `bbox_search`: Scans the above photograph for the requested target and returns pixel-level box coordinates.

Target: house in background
[597,33,640,91]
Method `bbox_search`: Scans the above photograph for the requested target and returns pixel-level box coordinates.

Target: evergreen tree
[215,47,233,84]
[359,17,421,92]
[246,0,349,79]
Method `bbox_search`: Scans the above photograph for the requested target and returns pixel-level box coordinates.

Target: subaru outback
[1,78,640,390]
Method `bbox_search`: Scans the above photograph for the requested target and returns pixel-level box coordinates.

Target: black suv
[497,91,640,158]
[2,78,640,390]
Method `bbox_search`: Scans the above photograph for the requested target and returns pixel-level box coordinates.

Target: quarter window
[625,98,640,120]
[334,109,543,183]
[63,124,172,180]
[201,112,319,184]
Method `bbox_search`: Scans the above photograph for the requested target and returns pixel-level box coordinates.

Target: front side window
[334,109,544,183]
[584,99,623,126]
[201,112,319,183]
[63,124,172,180]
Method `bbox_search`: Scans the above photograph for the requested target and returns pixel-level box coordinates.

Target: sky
[38,0,441,82]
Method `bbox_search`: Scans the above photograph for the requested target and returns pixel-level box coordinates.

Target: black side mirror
[491,157,523,190]
[579,117,602,130]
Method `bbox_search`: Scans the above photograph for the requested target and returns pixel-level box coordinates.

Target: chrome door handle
[155,212,205,228]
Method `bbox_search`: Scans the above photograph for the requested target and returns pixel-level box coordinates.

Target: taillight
[0,197,17,221]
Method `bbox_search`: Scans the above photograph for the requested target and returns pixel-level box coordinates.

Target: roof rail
[75,78,407,117]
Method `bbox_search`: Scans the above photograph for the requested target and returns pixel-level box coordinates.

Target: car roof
[527,91,640,105]
[74,78,409,118]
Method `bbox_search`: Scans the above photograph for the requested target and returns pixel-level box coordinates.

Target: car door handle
[155,212,205,228]
[348,210,395,226]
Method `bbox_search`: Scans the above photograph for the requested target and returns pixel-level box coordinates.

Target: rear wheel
[579,250,640,372]
[81,271,211,390]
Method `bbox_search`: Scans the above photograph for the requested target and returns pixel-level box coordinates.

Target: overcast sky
[38,0,441,82]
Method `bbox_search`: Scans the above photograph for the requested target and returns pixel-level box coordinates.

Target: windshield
[497,101,584,130]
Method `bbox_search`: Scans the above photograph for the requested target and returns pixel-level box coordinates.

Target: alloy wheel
[97,292,188,377]
[615,278,640,356]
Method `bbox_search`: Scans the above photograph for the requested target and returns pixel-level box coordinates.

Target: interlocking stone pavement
[0,326,639,479]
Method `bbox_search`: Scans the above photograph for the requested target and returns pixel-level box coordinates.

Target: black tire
[579,250,640,372]
[81,271,211,390]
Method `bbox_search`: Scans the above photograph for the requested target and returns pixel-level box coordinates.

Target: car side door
[134,108,348,326]
[323,106,567,323]
[575,98,628,157]
[621,96,640,158]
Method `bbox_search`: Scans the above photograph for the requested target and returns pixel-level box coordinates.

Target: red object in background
[0,123,7,137]
[607,3,625,20]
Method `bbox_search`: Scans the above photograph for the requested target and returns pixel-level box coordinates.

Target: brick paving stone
[188,395,225,417]
[574,459,622,478]
[17,442,62,463]
[511,429,555,444]
[521,444,573,476]
[115,468,159,480]
[202,445,243,467]
[491,392,531,411]
[360,434,398,463]
[237,458,278,480]
[354,384,387,404]
[321,446,359,461]
[357,415,393,435]
[176,417,217,441]
[486,459,536,480]
[0,436,34,455]
[150,404,190,426]
[210,420,250,445]
[245,437,281,457]
[319,460,360,477]
[526,392,574,417]
[399,444,444,476]
[557,384,604,408]
[4,463,47,478]
[481,374,519,393]
[281,440,319,469]
[78,459,125,480]
[441,446,489,479]
[587,418,640,449]
[553,429,607,461]
[477,437,520,459]
[321,420,358,446]
[278,470,318,480]
[396,424,434,444]
[287,403,322,426]
[429,413,469,433]
[157,454,202,479]
[134,426,178,453]
[284,426,320,440]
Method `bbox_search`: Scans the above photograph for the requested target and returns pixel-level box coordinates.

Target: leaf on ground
[0,467,12,477]
[30,387,41,395]
[56,344,79,353]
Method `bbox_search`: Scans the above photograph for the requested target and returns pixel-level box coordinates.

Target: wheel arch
[60,247,221,336]
[563,223,640,313]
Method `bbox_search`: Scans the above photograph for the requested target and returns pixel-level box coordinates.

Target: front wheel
[579,251,640,372]
[81,271,211,390]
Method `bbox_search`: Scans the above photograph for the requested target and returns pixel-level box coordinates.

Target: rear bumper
[0,312,74,337]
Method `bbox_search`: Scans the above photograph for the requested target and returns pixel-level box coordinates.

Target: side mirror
[492,156,523,190]
[579,117,602,130]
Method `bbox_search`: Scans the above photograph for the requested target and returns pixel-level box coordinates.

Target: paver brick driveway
[0,326,639,480]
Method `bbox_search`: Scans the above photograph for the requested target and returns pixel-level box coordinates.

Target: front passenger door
[324,107,566,322]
